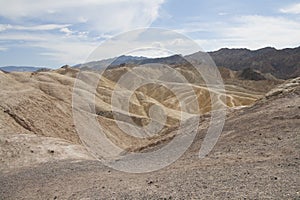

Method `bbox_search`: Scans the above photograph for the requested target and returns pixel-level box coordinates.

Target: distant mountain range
[74,55,148,69]
[209,47,300,79]
[2,46,299,79]
[76,46,300,79]
[0,66,46,72]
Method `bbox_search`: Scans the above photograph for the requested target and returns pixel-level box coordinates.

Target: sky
[0,0,300,68]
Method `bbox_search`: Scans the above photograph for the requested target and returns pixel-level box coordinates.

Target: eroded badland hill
[0,63,299,199]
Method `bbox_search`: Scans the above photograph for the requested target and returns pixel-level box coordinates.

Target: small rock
[48,150,55,154]
[270,176,278,180]
[147,180,153,185]
[61,65,70,69]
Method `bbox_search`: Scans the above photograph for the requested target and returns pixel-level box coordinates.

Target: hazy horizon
[1,45,299,69]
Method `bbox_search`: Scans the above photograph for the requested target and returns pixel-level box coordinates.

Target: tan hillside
[0,66,265,153]
[0,68,299,199]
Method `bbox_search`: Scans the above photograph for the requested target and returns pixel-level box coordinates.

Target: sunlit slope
[0,66,266,152]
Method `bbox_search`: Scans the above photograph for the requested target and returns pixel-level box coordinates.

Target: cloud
[0,24,70,32]
[0,47,7,51]
[0,0,158,18]
[0,0,165,32]
[181,15,300,51]
[218,12,228,16]
[86,28,200,62]
[37,41,97,65]
[0,0,165,66]
[0,33,49,41]
[224,15,300,49]
[0,31,98,64]
[280,3,300,14]
[60,27,73,36]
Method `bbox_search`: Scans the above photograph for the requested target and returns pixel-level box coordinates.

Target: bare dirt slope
[0,66,267,169]
[0,74,299,199]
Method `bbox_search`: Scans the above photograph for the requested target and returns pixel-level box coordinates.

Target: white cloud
[86,28,200,62]
[0,0,165,33]
[0,0,165,66]
[0,47,7,51]
[60,27,73,36]
[0,33,49,41]
[225,15,300,49]
[0,31,98,64]
[0,24,70,32]
[128,48,173,58]
[37,41,97,65]
[0,0,153,18]
[280,3,300,14]
[182,15,300,51]
[218,12,228,16]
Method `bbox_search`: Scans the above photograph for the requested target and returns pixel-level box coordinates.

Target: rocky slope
[209,47,300,79]
[0,76,299,199]
[0,65,263,145]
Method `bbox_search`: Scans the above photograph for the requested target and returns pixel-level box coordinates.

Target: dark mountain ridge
[209,46,300,79]
[76,46,300,79]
